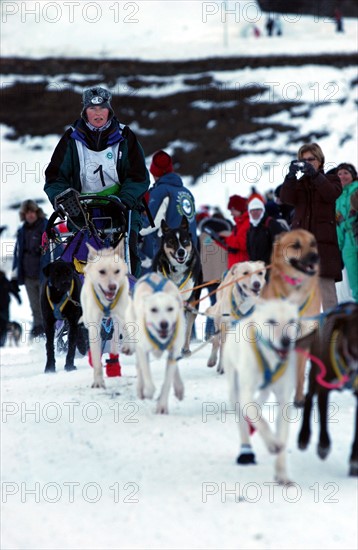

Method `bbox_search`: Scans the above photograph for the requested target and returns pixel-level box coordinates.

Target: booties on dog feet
[106,353,121,377]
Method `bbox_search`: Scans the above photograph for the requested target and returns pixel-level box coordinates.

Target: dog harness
[160,266,193,291]
[91,284,124,347]
[276,289,315,317]
[46,279,77,321]
[140,273,180,354]
[250,327,289,389]
[230,284,255,320]
[330,329,358,390]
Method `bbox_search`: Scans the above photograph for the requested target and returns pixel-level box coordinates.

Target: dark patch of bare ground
[1,54,357,182]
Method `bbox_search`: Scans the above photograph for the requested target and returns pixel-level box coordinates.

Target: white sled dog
[206,260,266,373]
[223,299,300,485]
[123,272,185,414]
[81,242,129,389]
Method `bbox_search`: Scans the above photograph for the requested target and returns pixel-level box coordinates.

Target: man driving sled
[44,86,150,277]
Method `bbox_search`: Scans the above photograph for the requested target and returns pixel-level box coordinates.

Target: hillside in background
[1,53,357,183]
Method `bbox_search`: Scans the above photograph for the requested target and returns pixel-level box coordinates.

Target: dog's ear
[161,219,170,234]
[180,215,189,231]
[86,243,98,261]
[113,240,125,260]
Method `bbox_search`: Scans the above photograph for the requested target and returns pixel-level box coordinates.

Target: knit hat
[227,195,247,212]
[81,87,114,118]
[248,198,265,211]
[150,150,174,178]
[336,163,357,180]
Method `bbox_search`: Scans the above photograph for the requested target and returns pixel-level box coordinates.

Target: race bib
[76,142,120,193]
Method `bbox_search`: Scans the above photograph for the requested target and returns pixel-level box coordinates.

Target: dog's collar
[330,329,358,390]
[92,284,124,318]
[250,327,289,389]
[230,286,254,320]
[161,266,193,290]
[144,320,179,353]
[280,272,304,286]
[46,279,76,321]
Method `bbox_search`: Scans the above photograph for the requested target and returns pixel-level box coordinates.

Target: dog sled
[43,189,133,355]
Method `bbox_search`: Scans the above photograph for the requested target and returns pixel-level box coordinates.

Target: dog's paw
[122,344,134,356]
[274,475,295,486]
[64,365,77,372]
[92,377,106,389]
[237,452,256,465]
[174,383,184,401]
[207,358,216,368]
[156,401,169,414]
[182,348,191,357]
[317,443,331,460]
[44,365,56,373]
[217,365,224,375]
[349,460,358,477]
[143,383,156,400]
[293,397,306,409]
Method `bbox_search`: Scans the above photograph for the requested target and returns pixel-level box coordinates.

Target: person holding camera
[280,143,342,310]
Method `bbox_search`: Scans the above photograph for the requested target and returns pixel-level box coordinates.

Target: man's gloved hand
[287,160,302,179]
[300,160,316,177]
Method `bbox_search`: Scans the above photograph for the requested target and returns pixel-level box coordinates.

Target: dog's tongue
[104,290,116,301]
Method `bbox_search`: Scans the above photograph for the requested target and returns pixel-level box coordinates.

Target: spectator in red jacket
[219,195,250,268]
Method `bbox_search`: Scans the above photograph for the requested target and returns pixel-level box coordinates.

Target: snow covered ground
[1,2,358,549]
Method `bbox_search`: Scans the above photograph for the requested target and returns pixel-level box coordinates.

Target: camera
[293,161,306,169]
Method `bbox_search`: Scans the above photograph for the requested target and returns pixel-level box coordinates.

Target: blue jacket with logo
[146,173,197,253]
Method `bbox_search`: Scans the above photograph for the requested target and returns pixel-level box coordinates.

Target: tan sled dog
[261,229,321,406]
[123,272,185,414]
[81,242,129,389]
[206,261,266,373]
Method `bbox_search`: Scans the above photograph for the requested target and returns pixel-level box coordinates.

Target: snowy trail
[1,336,357,550]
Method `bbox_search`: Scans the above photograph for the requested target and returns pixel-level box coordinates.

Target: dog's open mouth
[100,286,117,301]
[274,348,290,361]
[171,253,186,264]
[290,258,318,277]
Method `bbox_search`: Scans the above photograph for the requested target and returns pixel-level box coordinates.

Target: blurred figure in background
[246,197,286,268]
[11,200,49,338]
[335,163,358,301]
[219,195,250,268]
[0,271,22,347]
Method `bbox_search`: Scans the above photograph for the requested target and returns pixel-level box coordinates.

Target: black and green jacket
[44,117,150,214]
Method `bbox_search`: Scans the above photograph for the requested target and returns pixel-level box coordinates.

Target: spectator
[11,200,50,338]
[335,163,358,301]
[198,214,230,340]
[280,143,342,310]
[0,271,22,347]
[44,86,150,278]
[265,16,274,36]
[140,150,197,258]
[219,195,250,268]
[350,188,358,245]
[246,197,286,267]
[334,8,344,32]
[274,184,294,227]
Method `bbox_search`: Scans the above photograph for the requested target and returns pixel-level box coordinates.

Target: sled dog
[223,299,301,484]
[206,260,266,373]
[261,229,321,407]
[81,242,129,388]
[123,272,185,414]
[153,215,202,355]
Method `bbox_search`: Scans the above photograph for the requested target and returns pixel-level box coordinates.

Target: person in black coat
[246,198,287,268]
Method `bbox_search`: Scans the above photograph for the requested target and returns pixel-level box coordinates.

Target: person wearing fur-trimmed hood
[44,86,150,278]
